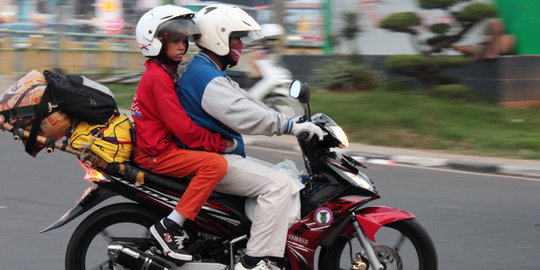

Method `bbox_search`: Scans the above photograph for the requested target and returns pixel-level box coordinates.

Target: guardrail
[0,31,144,75]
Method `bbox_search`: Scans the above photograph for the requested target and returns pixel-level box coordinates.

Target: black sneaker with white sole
[150,218,193,261]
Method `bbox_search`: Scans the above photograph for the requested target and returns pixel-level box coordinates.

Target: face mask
[229,39,243,64]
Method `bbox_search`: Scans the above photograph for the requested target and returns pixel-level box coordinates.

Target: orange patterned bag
[0,70,72,155]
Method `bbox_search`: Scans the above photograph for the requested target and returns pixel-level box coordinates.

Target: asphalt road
[0,132,539,270]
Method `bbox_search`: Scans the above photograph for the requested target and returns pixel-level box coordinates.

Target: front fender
[40,185,116,233]
[355,206,415,242]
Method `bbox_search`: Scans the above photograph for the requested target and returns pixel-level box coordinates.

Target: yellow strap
[135,172,145,187]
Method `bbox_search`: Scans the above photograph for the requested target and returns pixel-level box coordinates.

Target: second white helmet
[194,4,263,56]
[136,5,200,57]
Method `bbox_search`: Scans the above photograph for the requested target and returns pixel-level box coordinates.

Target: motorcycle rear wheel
[319,219,437,270]
[65,203,162,270]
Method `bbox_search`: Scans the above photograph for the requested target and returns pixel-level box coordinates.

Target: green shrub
[313,60,378,91]
[431,56,471,68]
[432,84,477,101]
[433,73,462,84]
[385,55,429,76]
[383,79,417,92]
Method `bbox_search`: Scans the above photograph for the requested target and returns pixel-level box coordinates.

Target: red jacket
[131,60,226,156]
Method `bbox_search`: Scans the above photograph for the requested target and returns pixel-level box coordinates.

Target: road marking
[247,146,540,182]
[0,206,6,209]
[393,163,540,182]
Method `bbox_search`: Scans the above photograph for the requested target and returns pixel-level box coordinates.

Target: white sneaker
[234,259,272,270]
[265,259,283,270]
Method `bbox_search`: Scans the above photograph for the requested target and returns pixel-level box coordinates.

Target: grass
[104,82,540,160]
[309,89,540,159]
[107,83,137,109]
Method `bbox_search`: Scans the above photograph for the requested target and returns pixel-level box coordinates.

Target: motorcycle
[32,80,436,270]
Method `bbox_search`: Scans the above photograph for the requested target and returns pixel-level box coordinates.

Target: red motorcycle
[39,80,437,270]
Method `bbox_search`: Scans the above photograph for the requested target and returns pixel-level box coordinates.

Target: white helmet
[194,4,263,56]
[136,5,200,57]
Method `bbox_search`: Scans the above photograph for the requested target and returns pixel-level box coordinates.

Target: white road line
[0,206,6,209]
[247,146,540,182]
[392,163,540,182]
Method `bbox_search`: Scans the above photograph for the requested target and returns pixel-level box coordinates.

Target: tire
[65,203,162,270]
[319,219,437,270]
[263,95,304,118]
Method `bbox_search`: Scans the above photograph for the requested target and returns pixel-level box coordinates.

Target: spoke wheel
[65,203,162,270]
[319,219,437,270]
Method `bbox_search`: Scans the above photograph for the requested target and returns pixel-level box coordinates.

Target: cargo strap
[25,85,52,156]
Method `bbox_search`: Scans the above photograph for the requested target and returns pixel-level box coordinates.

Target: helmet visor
[230,30,263,44]
[158,18,201,43]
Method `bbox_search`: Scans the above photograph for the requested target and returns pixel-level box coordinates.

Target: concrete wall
[281,54,540,106]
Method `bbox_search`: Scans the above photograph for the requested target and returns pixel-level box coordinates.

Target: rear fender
[355,206,415,242]
[40,185,116,233]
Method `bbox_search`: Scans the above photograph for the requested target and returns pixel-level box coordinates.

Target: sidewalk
[244,135,540,179]
[2,74,539,179]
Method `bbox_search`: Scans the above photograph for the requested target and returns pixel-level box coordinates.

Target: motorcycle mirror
[289,80,310,104]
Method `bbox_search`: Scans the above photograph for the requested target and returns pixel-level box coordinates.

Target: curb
[244,139,540,179]
[118,108,540,180]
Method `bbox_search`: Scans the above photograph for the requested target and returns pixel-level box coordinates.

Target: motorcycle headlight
[330,125,349,148]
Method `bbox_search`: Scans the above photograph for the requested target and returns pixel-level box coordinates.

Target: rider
[177,4,325,270]
[132,5,235,261]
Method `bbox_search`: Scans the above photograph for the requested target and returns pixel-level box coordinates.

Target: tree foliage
[342,12,360,40]
[455,2,497,22]
[380,12,421,33]
[379,0,497,55]
[430,23,450,34]
[380,1,496,92]
[419,0,462,9]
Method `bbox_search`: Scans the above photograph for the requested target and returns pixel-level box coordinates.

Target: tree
[380,1,497,56]
[341,11,361,56]
[379,0,497,90]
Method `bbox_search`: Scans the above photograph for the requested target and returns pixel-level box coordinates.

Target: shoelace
[173,233,188,249]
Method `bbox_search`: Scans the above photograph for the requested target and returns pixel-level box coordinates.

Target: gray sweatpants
[214,154,295,257]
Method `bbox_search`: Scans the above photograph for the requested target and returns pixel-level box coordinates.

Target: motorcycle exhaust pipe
[108,242,175,270]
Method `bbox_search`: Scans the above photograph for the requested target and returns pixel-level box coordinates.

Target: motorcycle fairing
[325,156,378,195]
[286,195,373,270]
[354,206,416,242]
[40,185,115,233]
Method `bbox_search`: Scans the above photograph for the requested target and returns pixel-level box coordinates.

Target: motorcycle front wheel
[65,203,162,270]
[319,219,437,270]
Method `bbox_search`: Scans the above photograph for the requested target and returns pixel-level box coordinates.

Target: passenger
[131,5,235,261]
[177,4,325,270]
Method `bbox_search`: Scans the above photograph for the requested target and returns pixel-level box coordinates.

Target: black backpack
[44,70,117,124]
[25,70,117,155]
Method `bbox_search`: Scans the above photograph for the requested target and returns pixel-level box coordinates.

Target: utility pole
[274,0,284,30]
[52,0,67,73]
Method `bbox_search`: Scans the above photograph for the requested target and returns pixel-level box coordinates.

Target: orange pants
[132,146,227,220]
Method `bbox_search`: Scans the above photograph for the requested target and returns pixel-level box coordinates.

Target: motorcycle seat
[121,161,244,201]
[120,161,250,224]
